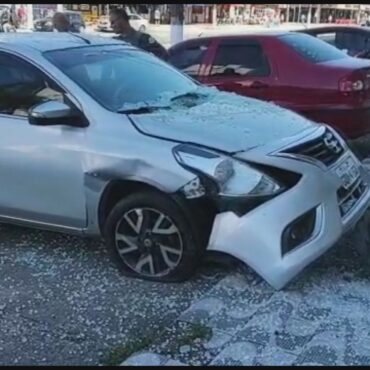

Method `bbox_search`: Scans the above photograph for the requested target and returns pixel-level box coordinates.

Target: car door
[168,38,211,81]
[0,51,87,229]
[200,38,275,101]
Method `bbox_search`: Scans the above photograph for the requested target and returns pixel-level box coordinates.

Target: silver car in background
[0,33,369,290]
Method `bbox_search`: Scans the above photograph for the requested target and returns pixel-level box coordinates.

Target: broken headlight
[173,145,283,198]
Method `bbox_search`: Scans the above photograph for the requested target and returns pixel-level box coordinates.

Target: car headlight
[173,144,282,198]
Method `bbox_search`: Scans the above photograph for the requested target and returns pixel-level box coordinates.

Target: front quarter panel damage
[82,154,198,236]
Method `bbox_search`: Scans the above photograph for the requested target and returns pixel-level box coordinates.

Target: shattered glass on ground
[1,223,370,365]
[122,237,370,366]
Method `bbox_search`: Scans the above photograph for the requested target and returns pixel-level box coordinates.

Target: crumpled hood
[130,88,318,153]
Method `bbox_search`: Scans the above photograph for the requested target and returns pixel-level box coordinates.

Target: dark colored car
[168,32,370,141]
[34,10,85,33]
[299,25,370,59]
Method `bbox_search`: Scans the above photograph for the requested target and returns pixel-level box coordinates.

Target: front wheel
[104,191,205,282]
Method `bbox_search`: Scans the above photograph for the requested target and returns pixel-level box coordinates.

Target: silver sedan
[0,32,369,289]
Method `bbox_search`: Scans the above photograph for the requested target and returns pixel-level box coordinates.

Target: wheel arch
[95,177,218,248]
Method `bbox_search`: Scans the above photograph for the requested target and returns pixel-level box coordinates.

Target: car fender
[81,155,198,236]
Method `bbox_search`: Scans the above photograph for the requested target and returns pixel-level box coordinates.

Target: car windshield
[279,33,348,63]
[44,45,198,112]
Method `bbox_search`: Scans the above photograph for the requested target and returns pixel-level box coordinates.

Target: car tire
[139,25,146,32]
[104,190,205,283]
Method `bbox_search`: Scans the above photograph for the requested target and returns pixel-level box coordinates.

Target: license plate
[332,155,360,189]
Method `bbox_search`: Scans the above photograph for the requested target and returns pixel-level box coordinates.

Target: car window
[67,13,81,23]
[210,41,270,77]
[336,31,369,54]
[0,53,65,117]
[280,33,347,63]
[44,45,197,112]
[168,41,210,77]
[315,32,336,46]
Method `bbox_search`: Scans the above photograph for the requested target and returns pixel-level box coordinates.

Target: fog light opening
[282,208,317,256]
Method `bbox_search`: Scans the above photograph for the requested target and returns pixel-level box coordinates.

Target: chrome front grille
[284,129,345,167]
[337,177,367,217]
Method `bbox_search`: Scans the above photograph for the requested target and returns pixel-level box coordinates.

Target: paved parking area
[3,24,370,365]
[123,237,370,366]
[0,223,229,365]
[1,221,370,365]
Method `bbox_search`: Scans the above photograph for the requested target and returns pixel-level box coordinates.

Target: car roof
[203,30,289,39]
[0,32,128,52]
[170,31,293,48]
[300,25,370,32]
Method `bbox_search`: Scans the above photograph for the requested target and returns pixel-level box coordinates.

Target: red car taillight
[339,77,366,92]
[339,71,370,93]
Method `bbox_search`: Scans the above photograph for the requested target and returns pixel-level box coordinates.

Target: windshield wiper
[171,92,203,102]
[117,106,170,115]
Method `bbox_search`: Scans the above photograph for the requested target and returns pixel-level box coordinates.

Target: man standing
[17,5,24,26]
[9,4,18,29]
[52,12,70,32]
[52,12,81,33]
[109,7,168,60]
[154,8,161,25]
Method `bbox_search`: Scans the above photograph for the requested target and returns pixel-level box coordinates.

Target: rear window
[315,32,336,46]
[169,41,210,77]
[280,33,348,63]
[67,13,81,23]
[129,15,140,20]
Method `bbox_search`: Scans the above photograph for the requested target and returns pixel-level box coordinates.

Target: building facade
[25,4,370,25]
[283,4,370,23]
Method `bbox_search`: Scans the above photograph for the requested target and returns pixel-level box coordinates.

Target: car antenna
[67,32,91,45]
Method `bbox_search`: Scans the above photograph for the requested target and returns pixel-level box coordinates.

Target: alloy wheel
[114,208,183,277]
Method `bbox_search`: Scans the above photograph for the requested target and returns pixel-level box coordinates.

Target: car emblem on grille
[323,133,342,154]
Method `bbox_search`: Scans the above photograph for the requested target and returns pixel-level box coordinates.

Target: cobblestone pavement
[0,223,229,366]
[122,237,370,366]
[1,221,370,365]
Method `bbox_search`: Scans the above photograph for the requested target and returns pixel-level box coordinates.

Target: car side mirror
[29,101,88,127]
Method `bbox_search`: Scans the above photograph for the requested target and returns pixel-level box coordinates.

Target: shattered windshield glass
[44,45,204,113]
[116,86,215,114]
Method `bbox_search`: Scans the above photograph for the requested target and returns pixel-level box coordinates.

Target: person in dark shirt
[109,7,168,61]
[52,12,70,32]
[52,12,80,33]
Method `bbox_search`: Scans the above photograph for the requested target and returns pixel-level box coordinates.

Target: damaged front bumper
[207,158,370,290]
